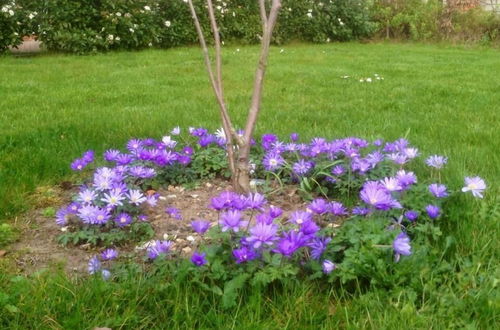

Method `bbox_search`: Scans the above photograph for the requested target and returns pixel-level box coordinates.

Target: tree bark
[187,0,282,193]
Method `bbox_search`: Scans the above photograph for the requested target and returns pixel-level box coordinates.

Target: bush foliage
[2,0,498,53]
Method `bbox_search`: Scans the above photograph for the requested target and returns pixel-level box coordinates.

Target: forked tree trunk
[187,0,282,193]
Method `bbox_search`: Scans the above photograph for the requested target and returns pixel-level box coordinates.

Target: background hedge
[1,0,499,53]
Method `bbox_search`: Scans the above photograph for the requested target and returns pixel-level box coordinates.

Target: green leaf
[222,273,250,309]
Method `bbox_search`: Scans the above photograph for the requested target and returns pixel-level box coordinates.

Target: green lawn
[0,43,499,328]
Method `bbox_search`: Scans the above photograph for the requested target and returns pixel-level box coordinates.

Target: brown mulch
[6,179,306,275]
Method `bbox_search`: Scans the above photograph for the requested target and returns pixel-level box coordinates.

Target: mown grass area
[0,42,499,328]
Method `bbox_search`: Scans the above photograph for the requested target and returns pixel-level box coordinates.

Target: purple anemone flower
[262,134,278,150]
[322,260,336,274]
[268,206,283,219]
[210,191,240,210]
[246,223,279,248]
[299,220,320,236]
[101,248,118,261]
[101,189,125,207]
[71,158,86,171]
[104,149,121,162]
[144,193,158,207]
[82,150,95,163]
[393,232,412,262]
[329,201,348,216]
[127,189,147,205]
[77,204,99,224]
[292,159,314,176]
[380,177,402,192]
[115,213,132,227]
[233,246,258,263]
[147,240,173,259]
[360,182,398,211]
[116,153,133,165]
[101,269,111,280]
[198,134,216,147]
[126,139,143,152]
[88,256,101,275]
[308,198,329,215]
[166,207,182,220]
[263,152,285,172]
[191,127,208,137]
[426,205,441,219]
[426,155,447,169]
[308,236,331,260]
[289,210,313,225]
[461,176,486,198]
[219,210,248,233]
[191,220,211,235]
[93,208,110,225]
[331,165,345,176]
[404,210,419,222]
[274,231,308,257]
[245,192,266,210]
[56,207,71,226]
[429,184,448,198]
[191,252,208,266]
[396,170,417,188]
[352,206,370,216]
[256,213,274,225]
[290,133,299,142]
[66,202,80,214]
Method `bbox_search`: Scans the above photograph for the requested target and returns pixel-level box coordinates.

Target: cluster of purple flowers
[71,150,95,171]
[61,128,488,277]
[88,248,118,278]
[196,191,337,273]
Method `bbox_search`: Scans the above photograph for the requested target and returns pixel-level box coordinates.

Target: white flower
[162,135,177,148]
[9,9,14,16]
[236,48,240,52]
[28,13,35,19]
[215,128,226,140]
[107,34,114,41]
[148,42,153,47]
[280,49,284,53]
[116,12,122,17]
[1,7,8,13]
[307,12,313,18]
[164,20,171,27]
[129,28,134,33]
[115,36,120,41]
[144,5,151,11]
[171,126,181,135]
[359,79,364,82]
[186,236,195,242]
[366,78,372,82]
[125,12,131,18]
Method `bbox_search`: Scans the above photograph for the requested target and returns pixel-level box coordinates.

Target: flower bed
[55,126,486,306]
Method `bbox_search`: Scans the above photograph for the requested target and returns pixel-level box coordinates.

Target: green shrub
[370,0,500,43]
[0,1,23,52]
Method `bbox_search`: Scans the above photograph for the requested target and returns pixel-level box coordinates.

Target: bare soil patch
[7,180,306,274]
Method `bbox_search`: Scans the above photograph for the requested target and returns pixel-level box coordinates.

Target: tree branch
[186,0,237,173]
[259,0,268,26]
[241,0,281,155]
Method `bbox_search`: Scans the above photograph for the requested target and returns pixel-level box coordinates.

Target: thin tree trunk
[187,0,282,193]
